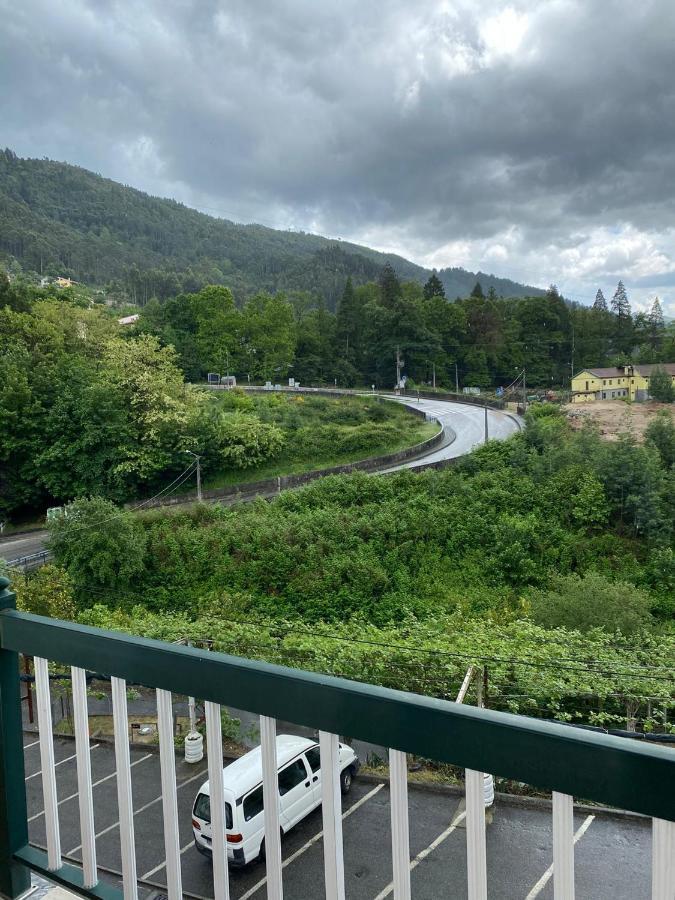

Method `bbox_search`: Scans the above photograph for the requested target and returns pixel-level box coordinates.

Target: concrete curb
[356,772,648,822]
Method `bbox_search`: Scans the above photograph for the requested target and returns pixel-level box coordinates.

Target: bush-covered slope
[0,149,543,306]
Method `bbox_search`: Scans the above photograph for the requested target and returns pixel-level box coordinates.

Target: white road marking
[25,744,100,781]
[373,808,467,900]
[28,754,152,822]
[23,739,41,750]
[525,815,595,899]
[141,837,194,881]
[237,783,385,900]
[66,768,207,856]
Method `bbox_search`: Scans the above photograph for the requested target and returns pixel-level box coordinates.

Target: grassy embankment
[194,391,439,490]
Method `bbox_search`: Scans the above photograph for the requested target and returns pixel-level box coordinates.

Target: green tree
[644,411,675,468]
[593,288,608,312]
[15,564,76,619]
[649,366,674,403]
[646,297,665,352]
[470,281,485,299]
[423,270,446,300]
[47,497,147,594]
[610,280,634,355]
[378,263,402,309]
[530,572,653,635]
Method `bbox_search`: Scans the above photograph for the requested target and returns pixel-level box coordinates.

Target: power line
[49,462,197,536]
[62,599,675,683]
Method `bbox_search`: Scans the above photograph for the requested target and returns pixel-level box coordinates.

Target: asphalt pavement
[380,395,522,471]
[24,737,651,899]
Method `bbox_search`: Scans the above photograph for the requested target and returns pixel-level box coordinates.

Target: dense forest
[0,150,543,307]
[136,268,674,392]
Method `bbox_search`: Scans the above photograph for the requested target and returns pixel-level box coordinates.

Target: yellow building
[571,364,675,402]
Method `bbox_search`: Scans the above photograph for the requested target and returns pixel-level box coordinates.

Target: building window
[602,392,606,399]
[603,380,606,385]
[609,379,612,385]
[585,381,589,391]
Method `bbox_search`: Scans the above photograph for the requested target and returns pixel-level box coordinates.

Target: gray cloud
[2,0,675,311]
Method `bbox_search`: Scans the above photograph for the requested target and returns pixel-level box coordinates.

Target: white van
[192,734,359,867]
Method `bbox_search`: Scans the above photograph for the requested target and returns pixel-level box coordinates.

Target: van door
[278,756,313,831]
[305,745,322,804]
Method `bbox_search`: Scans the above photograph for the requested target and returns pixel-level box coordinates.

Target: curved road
[380,395,522,472]
[0,397,522,564]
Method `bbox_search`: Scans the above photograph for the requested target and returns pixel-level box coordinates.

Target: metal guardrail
[0,577,673,899]
[6,551,51,570]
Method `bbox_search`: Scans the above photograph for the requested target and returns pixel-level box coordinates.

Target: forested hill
[0,149,543,307]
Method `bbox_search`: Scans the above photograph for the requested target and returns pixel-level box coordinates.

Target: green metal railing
[0,575,673,898]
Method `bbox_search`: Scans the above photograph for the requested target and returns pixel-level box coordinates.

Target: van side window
[243,785,264,822]
[305,747,321,773]
[278,759,308,795]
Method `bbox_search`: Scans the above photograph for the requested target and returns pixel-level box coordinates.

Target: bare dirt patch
[565,400,675,441]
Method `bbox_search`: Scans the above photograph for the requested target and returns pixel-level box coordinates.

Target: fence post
[0,576,31,897]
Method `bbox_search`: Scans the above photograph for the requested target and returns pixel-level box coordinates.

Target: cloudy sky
[2,0,675,313]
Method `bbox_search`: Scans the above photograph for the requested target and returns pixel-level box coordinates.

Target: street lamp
[183,450,202,502]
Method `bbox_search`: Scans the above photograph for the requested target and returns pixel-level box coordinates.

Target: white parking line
[66,768,207,857]
[238,783,385,900]
[141,837,194,881]
[373,807,467,900]
[28,754,153,823]
[23,739,41,750]
[25,744,100,781]
[525,815,595,899]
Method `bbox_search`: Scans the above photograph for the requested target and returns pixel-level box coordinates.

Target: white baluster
[553,792,575,899]
[156,689,183,900]
[71,666,97,887]
[320,731,345,900]
[206,701,230,900]
[652,817,675,900]
[465,769,487,900]
[111,676,138,900]
[260,715,283,900]
[35,657,61,870]
[389,749,411,900]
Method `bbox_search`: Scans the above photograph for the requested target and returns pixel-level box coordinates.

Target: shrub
[529,572,653,635]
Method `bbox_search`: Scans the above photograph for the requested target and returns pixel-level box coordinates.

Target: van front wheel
[340,768,353,795]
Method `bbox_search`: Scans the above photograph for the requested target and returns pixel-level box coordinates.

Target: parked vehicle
[192,734,359,866]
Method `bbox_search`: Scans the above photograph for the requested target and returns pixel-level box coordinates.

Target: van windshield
[193,793,233,830]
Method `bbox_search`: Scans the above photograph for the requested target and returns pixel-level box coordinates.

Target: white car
[192,734,359,867]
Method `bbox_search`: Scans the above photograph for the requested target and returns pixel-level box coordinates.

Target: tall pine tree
[610,280,634,355]
[379,262,402,308]
[470,281,485,299]
[647,296,665,352]
[423,270,446,300]
[593,289,608,311]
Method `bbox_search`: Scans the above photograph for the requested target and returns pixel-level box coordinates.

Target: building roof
[576,364,675,378]
[118,314,140,325]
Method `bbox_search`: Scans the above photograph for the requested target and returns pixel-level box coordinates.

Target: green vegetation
[0,280,429,519]
[0,150,540,307]
[41,405,674,730]
[199,391,437,489]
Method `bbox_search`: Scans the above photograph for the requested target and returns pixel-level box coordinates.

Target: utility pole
[395,346,402,391]
[484,404,489,443]
[183,450,202,501]
[432,362,436,390]
[455,362,459,394]
[523,369,527,412]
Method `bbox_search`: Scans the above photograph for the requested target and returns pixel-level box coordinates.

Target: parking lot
[24,736,652,899]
